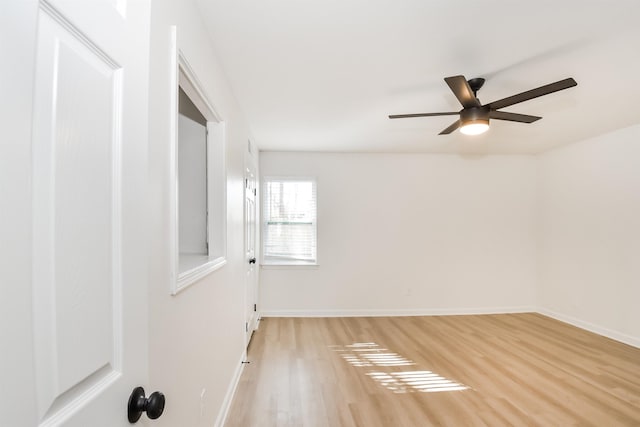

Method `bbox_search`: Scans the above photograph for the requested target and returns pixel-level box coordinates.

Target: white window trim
[261,175,318,267]
[169,27,227,295]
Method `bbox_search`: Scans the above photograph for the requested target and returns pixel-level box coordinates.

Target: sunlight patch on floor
[329,342,416,367]
[367,370,468,393]
[330,342,469,394]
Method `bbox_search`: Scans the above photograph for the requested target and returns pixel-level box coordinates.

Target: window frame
[261,176,318,267]
[169,28,227,295]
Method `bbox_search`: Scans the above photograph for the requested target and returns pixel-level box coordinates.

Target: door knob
[128,386,165,423]
[249,258,256,264]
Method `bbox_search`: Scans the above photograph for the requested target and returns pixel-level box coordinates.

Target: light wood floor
[225,314,640,426]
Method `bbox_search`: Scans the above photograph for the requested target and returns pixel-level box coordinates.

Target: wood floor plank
[225,314,640,426]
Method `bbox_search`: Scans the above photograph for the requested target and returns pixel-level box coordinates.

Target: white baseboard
[214,353,246,427]
[260,306,536,318]
[537,307,640,349]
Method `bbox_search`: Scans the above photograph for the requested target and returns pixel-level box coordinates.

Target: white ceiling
[196,0,640,154]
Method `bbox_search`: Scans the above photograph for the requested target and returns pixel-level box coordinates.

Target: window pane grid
[263,179,317,264]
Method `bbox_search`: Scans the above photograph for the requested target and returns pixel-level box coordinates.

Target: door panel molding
[31,4,124,423]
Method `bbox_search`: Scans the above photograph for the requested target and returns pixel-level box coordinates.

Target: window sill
[173,256,227,295]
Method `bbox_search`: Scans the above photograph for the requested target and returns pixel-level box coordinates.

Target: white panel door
[244,164,258,348]
[15,0,151,425]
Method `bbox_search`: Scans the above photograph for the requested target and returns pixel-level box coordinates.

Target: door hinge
[254,303,257,312]
[245,322,248,332]
[253,188,257,196]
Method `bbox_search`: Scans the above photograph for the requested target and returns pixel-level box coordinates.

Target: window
[170,41,227,294]
[263,178,317,265]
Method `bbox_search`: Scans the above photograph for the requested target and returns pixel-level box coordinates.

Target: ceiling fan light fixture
[459,107,489,135]
[460,119,489,135]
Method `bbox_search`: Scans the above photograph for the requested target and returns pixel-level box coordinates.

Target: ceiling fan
[389,75,577,135]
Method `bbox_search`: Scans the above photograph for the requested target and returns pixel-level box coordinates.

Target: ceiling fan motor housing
[460,106,489,126]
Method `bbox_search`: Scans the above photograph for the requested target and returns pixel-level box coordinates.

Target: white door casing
[18,0,151,425]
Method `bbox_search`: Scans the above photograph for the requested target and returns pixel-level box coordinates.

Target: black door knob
[128,386,165,423]
[249,257,256,264]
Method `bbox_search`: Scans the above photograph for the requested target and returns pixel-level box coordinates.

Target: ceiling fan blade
[489,111,541,123]
[439,120,461,135]
[444,75,481,108]
[388,112,458,119]
[487,78,577,110]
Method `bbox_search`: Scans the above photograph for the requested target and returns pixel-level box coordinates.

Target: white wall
[537,124,640,347]
[178,114,208,256]
[148,1,251,425]
[259,152,538,315]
